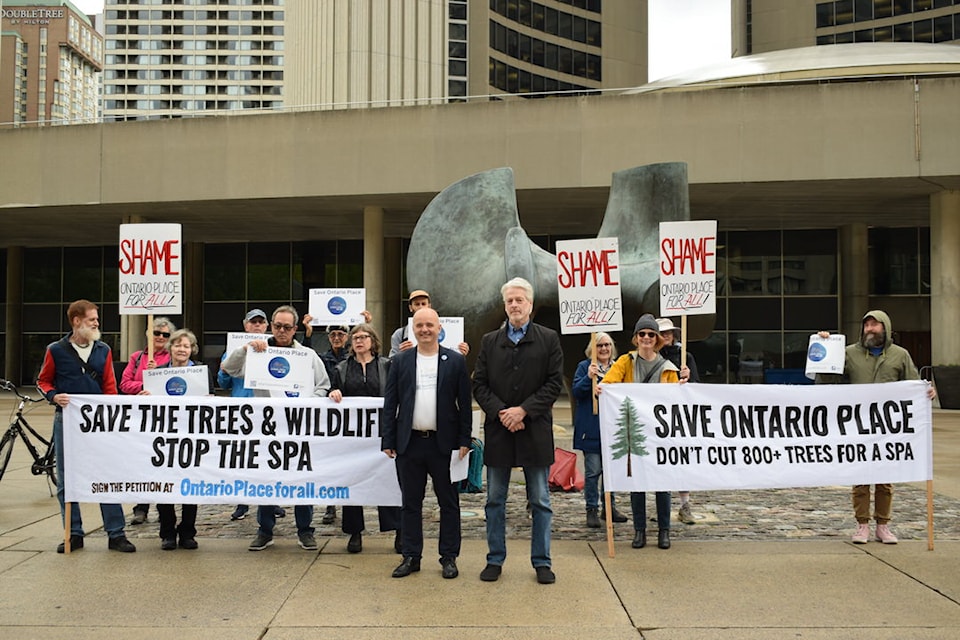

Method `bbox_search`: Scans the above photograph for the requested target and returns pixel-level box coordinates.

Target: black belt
[413,430,436,438]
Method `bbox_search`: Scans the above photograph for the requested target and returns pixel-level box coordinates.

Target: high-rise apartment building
[733,0,960,56]
[0,0,102,126]
[101,0,285,121]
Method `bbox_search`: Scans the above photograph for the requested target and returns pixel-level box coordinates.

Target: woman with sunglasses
[327,324,401,554]
[119,316,176,525]
[600,314,688,551]
[572,331,628,529]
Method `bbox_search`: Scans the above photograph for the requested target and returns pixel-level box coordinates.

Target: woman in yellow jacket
[600,314,688,550]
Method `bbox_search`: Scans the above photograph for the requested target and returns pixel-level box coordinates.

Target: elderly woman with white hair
[571,331,628,528]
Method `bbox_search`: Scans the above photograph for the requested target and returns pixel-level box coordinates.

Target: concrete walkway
[1,394,958,639]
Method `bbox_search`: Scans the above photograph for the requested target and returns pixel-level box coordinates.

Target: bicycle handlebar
[0,379,43,403]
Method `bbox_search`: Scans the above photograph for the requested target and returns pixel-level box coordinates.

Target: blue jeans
[583,452,619,511]
[485,465,552,568]
[257,505,314,537]
[53,411,126,539]
[631,491,671,532]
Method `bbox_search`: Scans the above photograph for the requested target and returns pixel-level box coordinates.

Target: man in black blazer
[382,308,472,579]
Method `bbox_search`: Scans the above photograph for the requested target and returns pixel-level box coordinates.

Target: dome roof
[626,43,960,94]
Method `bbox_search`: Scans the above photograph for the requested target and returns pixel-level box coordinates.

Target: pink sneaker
[851,523,870,544]
[875,524,898,544]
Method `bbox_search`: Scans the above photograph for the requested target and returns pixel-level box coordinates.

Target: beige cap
[408,289,430,301]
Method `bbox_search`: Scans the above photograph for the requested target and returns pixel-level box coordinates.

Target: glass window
[874,0,893,19]
[835,0,854,24]
[855,0,873,20]
[893,0,912,15]
[783,298,838,331]
[782,230,837,295]
[869,227,922,294]
[725,231,781,295]
[933,15,953,41]
[449,59,467,76]
[23,248,62,302]
[730,332,782,382]
[248,242,290,300]
[729,298,782,331]
[893,21,913,40]
[449,23,466,41]
[204,244,246,300]
[817,2,835,27]
[63,247,103,301]
[854,28,874,41]
[913,19,934,42]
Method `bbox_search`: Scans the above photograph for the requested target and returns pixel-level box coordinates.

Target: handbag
[548,447,584,492]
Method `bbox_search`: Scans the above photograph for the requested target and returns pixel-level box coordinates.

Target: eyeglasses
[636,331,658,338]
[153,331,171,338]
[352,334,372,341]
[329,331,347,338]
[596,343,612,348]
[272,323,296,332]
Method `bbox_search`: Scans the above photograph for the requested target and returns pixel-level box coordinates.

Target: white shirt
[412,351,438,432]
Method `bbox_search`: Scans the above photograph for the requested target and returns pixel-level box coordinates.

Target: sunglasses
[272,323,296,331]
[153,331,171,338]
[636,331,658,338]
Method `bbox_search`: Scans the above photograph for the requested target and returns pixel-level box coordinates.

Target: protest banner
[598,380,931,492]
[805,333,846,379]
[119,223,182,315]
[658,220,717,316]
[308,288,366,326]
[62,395,400,506]
[143,365,210,397]
[244,346,315,395]
[556,237,622,334]
[405,316,464,350]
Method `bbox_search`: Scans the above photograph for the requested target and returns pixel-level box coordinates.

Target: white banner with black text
[63,394,400,506]
[599,380,932,492]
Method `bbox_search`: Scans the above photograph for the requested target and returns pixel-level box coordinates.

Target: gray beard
[77,326,101,343]
[862,332,885,348]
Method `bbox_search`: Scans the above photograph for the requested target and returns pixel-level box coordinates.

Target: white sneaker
[875,524,898,544]
[851,523,870,544]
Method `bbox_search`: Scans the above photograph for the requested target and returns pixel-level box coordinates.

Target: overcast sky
[70,0,731,82]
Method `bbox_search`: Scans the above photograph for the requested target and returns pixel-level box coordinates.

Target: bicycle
[0,379,57,493]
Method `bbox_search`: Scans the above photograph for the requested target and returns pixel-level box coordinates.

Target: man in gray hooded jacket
[817,310,936,545]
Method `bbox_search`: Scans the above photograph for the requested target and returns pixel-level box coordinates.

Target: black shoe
[394,530,402,554]
[179,538,198,550]
[274,507,286,518]
[610,508,628,523]
[56,535,84,553]
[230,505,249,521]
[108,536,137,553]
[347,532,362,553]
[161,538,177,551]
[441,557,459,579]
[479,563,502,582]
[658,530,671,550]
[535,566,556,584]
[322,505,336,524]
[129,510,148,525]
[586,508,601,528]
[392,557,421,578]
[632,530,646,549]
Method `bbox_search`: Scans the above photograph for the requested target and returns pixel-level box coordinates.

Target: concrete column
[4,247,23,383]
[363,206,385,340]
[839,223,869,342]
[383,237,402,335]
[931,190,960,365]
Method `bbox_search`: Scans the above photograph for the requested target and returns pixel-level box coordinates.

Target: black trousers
[395,432,460,561]
[341,505,401,535]
[157,504,197,541]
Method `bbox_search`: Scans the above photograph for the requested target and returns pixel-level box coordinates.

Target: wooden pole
[64,503,72,554]
[146,314,155,365]
[927,479,935,551]
[590,332,599,414]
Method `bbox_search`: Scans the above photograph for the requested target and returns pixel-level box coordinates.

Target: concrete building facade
[0,0,102,126]
[733,0,960,56]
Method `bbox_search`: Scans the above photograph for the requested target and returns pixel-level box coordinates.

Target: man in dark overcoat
[473,277,563,585]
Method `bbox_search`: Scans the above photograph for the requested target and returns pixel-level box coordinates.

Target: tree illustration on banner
[610,396,647,477]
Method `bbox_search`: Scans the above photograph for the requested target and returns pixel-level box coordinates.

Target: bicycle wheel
[0,429,14,484]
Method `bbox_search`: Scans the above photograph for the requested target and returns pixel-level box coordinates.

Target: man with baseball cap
[389,290,469,358]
